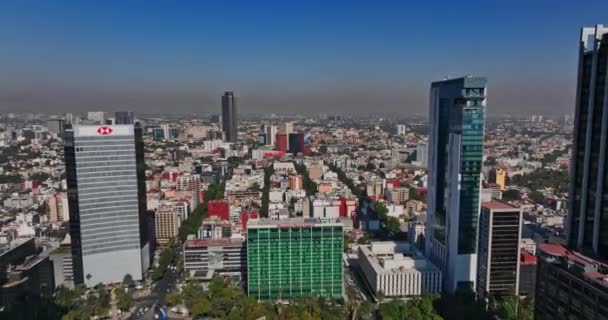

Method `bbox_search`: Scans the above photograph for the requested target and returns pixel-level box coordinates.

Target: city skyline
[2,1,608,115]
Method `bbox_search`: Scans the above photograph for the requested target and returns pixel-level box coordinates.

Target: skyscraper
[288,132,305,155]
[87,111,105,124]
[476,201,522,301]
[416,141,428,168]
[64,124,149,286]
[262,124,277,146]
[221,91,238,142]
[114,111,134,125]
[425,76,487,292]
[567,24,608,257]
[534,25,608,320]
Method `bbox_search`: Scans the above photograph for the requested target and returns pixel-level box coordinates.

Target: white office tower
[64,125,150,286]
[396,124,407,135]
[425,76,487,293]
[87,111,105,124]
[161,124,170,139]
[263,124,277,146]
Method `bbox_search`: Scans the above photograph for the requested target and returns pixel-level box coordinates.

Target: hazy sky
[1,0,607,115]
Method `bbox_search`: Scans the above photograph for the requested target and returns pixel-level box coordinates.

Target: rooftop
[184,238,245,248]
[359,241,439,275]
[247,217,344,229]
[482,200,519,211]
[539,243,608,289]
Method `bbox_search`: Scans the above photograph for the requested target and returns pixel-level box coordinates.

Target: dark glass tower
[288,132,305,155]
[221,91,238,142]
[114,111,134,125]
[568,25,608,258]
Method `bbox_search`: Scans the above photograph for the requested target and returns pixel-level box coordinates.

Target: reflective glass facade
[247,222,343,300]
[427,76,486,292]
[569,26,608,258]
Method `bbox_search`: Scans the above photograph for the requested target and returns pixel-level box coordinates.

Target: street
[130,269,177,320]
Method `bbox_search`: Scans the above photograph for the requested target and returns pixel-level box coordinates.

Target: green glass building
[247,218,343,300]
[425,76,487,292]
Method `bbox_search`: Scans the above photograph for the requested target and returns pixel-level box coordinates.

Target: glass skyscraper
[221,91,238,142]
[247,218,343,300]
[425,76,486,292]
[568,25,608,258]
[114,111,134,125]
[64,124,149,286]
[535,24,608,320]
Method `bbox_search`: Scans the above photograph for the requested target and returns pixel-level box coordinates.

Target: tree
[356,301,375,320]
[191,298,212,318]
[484,157,497,166]
[0,174,23,184]
[165,292,181,306]
[378,301,402,320]
[495,296,534,320]
[374,202,389,222]
[436,288,488,320]
[122,273,134,287]
[502,189,521,201]
[54,285,83,309]
[115,289,132,311]
[249,182,261,192]
[529,190,545,204]
[30,172,51,181]
[386,217,401,235]
[85,274,92,286]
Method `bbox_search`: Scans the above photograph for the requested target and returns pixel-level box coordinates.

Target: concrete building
[366,181,384,197]
[535,243,608,320]
[49,238,74,289]
[289,175,303,190]
[64,125,149,286]
[155,206,180,244]
[47,119,64,135]
[0,239,56,308]
[262,124,277,146]
[198,217,232,240]
[476,201,522,300]
[307,165,323,180]
[278,122,293,135]
[176,174,202,209]
[495,168,507,191]
[358,241,442,297]
[278,122,294,150]
[396,124,407,136]
[86,111,104,124]
[208,200,230,221]
[183,238,246,282]
[416,141,428,168]
[247,218,343,299]
[518,249,536,298]
[386,187,409,204]
[47,193,69,223]
[426,76,487,292]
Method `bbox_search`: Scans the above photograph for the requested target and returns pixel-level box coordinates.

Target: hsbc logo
[97,126,113,135]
